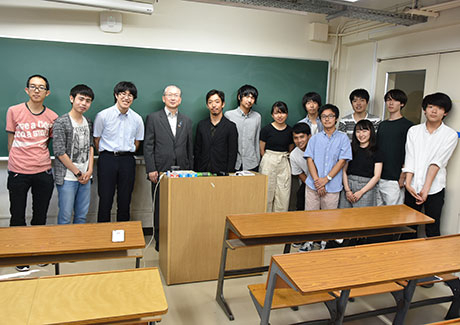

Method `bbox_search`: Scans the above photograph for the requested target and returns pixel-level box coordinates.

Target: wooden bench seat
[248,283,335,309]
[248,281,404,310]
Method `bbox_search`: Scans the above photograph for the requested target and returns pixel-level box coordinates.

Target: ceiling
[183,0,459,26]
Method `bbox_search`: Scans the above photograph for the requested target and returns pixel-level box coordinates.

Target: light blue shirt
[298,116,324,134]
[93,105,144,152]
[304,129,352,193]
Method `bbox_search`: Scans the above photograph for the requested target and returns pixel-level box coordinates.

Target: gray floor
[1,240,455,325]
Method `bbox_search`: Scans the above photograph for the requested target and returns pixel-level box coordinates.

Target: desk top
[228,205,432,238]
[0,268,168,324]
[272,234,460,294]
[0,221,145,257]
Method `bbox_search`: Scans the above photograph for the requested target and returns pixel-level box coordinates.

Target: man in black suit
[144,85,193,251]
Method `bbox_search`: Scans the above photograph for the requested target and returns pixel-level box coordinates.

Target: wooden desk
[1,268,168,324]
[216,205,433,320]
[261,235,460,325]
[0,221,145,274]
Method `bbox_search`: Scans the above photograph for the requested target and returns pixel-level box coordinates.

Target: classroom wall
[0,0,333,227]
[334,8,460,235]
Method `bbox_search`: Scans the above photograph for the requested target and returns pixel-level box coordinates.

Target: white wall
[335,8,460,235]
[0,0,333,227]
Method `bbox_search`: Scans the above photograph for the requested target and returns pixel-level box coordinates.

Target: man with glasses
[6,74,58,271]
[304,104,352,211]
[93,81,144,222]
[144,85,193,251]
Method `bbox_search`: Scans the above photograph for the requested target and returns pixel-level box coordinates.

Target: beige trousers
[260,150,291,212]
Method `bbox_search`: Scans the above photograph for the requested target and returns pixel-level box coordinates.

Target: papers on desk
[234,171,255,176]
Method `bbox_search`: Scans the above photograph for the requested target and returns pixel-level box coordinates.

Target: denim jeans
[57,180,91,224]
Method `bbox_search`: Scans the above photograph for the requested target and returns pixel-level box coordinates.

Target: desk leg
[393,279,417,325]
[216,223,234,320]
[445,278,460,319]
[54,263,60,275]
[330,290,350,325]
[136,257,141,268]
[260,263,279,325]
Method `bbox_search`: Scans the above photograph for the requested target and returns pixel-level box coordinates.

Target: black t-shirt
[376,117,414,180]
[260,123,293,152]
[347,147,383,178]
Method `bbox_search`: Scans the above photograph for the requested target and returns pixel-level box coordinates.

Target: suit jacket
[144,109,193,173]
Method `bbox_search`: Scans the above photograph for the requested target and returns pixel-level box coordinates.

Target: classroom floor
[1,239,454,325]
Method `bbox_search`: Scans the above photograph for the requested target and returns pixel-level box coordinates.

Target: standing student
[289,123,311,211]
[94,81,144,223]
[53,84,94,224]
[403,92,457,238]
[304,104,352,210]
[340,119,383,208]
[339,88,380,141]
[298,92,323,135]
[259,101,294,212]
[194,89,238,173]
[304,104,351,249]
[224,84,261,171]
[144,85,193,251]
[376,89,413,205]
[6,74,58,272]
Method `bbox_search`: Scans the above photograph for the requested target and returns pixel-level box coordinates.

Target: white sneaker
[299,242,313,252]
[15,265,30,272]
[291,243,302,248]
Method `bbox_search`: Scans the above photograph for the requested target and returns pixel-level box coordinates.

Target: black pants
[7,170,54,226]
[296,183,306,211]
[404,188,445,238]
[151,182,160,251]
[97,152,136,222]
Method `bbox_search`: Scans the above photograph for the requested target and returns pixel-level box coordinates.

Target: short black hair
[384,89,407,108]
[206,89,225,103]
[302,92,322,109]
[27,74,49,90]
[349,88,369,103]
[237,84,258,105]
[292,122,311,136]
[271,101,288,114]
[113,81,137,103]
[422,92,452,114]
[70,84,94,100]
[319,104,340,119]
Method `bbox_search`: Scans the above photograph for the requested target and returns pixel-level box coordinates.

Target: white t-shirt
[289,146,308,184]
[64,117,90,181]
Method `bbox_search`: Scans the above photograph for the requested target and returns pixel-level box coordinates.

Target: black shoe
[38,264,49,267]
[15,265,30,272]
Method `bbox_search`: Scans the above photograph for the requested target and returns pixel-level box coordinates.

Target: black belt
[101,151,134,156]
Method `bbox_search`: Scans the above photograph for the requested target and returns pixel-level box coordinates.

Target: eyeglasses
[320,114,336,120]
[28,84,47,92]
[118,92,134,99]
[164,93,180,99]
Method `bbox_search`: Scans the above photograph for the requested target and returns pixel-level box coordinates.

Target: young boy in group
[6,74,58,271]
[298,92,323,135]
[339,88,380,141]
[289,122,312,251]
[403,92,458,238]
[290,123,311,211]
[376,89,413,205]
[53,84,95,224]
[304,104,352,249]
[224,84,261,171]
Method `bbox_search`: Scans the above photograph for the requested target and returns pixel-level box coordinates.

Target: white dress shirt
[164,107,177,137]
[403,122,458,194]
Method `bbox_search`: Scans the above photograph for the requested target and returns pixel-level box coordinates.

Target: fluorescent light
[43,0,154,15]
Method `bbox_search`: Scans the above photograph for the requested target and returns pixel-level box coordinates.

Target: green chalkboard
[0,37,329,157]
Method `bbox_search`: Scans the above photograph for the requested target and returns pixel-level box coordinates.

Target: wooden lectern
[159,174,267,284]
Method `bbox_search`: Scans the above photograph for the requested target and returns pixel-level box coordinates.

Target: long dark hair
[351,119,377,157]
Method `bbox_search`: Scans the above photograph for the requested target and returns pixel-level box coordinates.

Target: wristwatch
[326,174,332,181]
[74,171,82,178]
